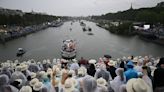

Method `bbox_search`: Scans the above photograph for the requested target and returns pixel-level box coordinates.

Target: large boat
[16,48,26,57]
[80,21,86,26]
[61,39,76,59]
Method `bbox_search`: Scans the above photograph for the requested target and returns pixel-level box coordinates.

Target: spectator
[154,57,164,92]
[124,61,138,82]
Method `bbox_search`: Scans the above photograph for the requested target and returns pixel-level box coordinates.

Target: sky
[0,0,163,16]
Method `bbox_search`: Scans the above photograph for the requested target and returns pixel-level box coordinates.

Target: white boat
[16,48,26,57]
[61,39,76,59]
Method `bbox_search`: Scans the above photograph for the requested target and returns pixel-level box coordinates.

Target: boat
[61,39,76,59]
[16,48,26,57]
[88,27,92,31]
[137,29,158,40]
[82,27,87,31]
[80,21,86,26]
[50,21,63,27]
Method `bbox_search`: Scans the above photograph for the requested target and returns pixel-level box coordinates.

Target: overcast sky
[0,0,163,16]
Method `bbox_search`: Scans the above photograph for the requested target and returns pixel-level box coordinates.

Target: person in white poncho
[110,68,126,92]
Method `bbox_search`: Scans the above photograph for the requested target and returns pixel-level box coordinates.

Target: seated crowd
[0,55,164,92]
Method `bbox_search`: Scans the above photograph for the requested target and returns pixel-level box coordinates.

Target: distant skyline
[0,0,163,16]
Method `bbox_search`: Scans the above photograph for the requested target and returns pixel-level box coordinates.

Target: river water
[0,21,164,62]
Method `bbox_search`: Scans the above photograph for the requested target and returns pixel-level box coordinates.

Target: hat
[126,78,151,92]
[78,69,83,76]
[53,66,61,76]
[64,78,75,92]
[33,82,43,91]
[30,72,36,79]
[122,56,127,61]
[37,62,41,65]
[43,59,47,64]
[97,77,107,86]
[72,59,78,62]
[104,55,112,58]
[19,86,32,92]
[68,70,75,76]
[137,72,143,77]
[38,71,46,79]
[133,57,138,63]
[78,67,86,76]
[26,60,31,65]
[29,78,39,87]
[138,56,142,59]
[127,61,134,66]
[128,56,132,60]
[47,59,51,64]
[30,59,36,64]
[15,65,22,71]
[21,64,28,71]
[89,59,97,64]
[10,63,16,69]
[108,60,116,66]
[78,68,85,76]
[2,62,10,68]
[47,68,52,75]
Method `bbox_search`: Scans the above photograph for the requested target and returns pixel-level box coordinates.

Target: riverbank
[139,37,164,45]
[96,21,136,36]
[0,21,63,43]
[96,21,164,45]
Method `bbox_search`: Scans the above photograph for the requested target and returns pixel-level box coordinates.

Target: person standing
[124,61,138,82]
[154,57,164,92]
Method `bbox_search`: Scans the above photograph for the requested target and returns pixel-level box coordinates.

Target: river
[0,21,164,62]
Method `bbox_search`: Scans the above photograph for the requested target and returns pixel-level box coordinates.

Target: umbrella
[104,55,112,58]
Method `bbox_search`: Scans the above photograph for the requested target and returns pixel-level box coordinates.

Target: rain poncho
[95,69,112,82]
[0,74,9,86]
[0,74,9,92]
[70,63,79,71]
[110,68,126,92]
[28,64,40,73]
[43,77,56,92]
[124,61,138,82]
[10,71,27,85]
[134,65,143,72]
[3,85,19,92]
[81,75,100,92]
[22,69,31,77]
[142,75,153,88]
[0,67,12,78]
